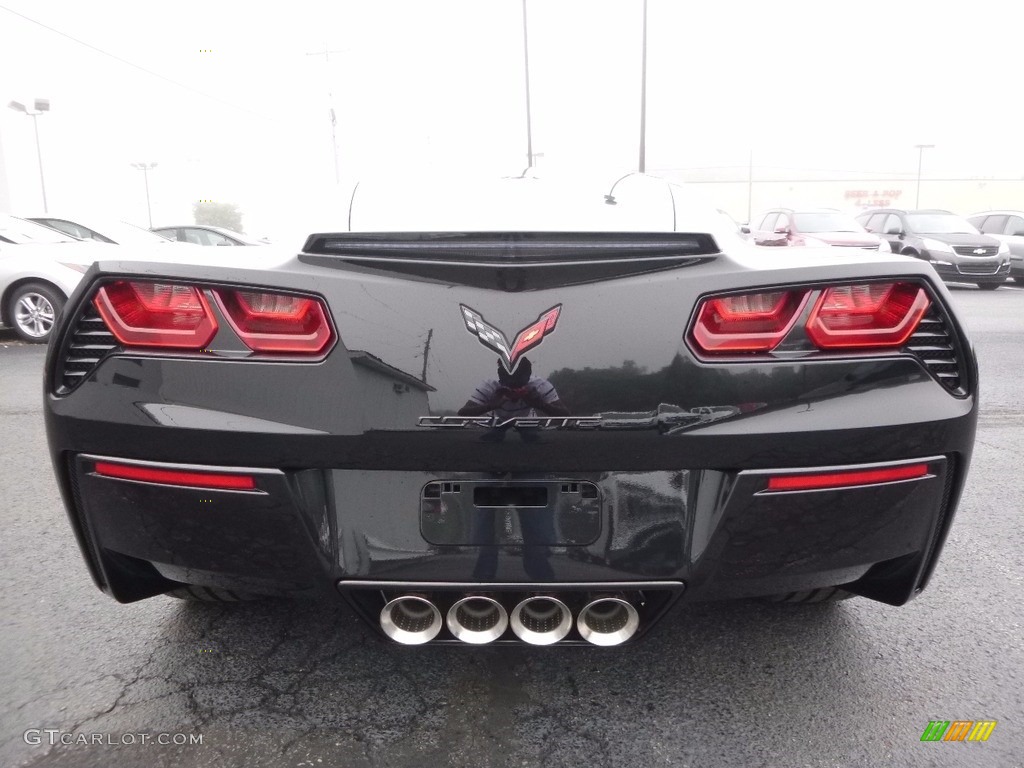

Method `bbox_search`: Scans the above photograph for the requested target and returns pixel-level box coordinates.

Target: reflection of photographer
[458,358,569,418]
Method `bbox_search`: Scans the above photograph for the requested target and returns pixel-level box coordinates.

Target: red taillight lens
[806,282,929,349]
[765,463,929,492]
[691,290,806,353]
[214,289,334,354]
[94,461,257,490]
[94,280,217,349]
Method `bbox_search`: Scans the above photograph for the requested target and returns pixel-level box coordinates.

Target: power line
[0,4,278,122]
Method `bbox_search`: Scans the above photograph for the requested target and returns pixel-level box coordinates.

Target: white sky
[1,0,1022,236]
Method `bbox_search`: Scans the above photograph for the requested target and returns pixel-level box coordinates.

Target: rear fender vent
[903,306,966,395]
[55,304,120,394]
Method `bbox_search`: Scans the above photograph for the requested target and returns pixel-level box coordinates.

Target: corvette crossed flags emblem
[459,304,562,372]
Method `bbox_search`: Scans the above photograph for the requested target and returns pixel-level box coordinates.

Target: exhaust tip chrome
[446,596,509,644]
[510,596,572,645]
[577,596,639,646]
[380,595,442,645]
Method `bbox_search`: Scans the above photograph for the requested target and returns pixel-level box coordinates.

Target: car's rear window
[792,213,865,233]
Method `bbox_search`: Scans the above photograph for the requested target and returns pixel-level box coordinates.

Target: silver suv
[856,208,1011,290]
[966,211,1024,283]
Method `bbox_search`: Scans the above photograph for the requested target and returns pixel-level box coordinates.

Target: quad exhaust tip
[577,596,639,646]
[380,595,443,645]
[380,593,640,646]
[510,596,573,645]
[447,596,509,644]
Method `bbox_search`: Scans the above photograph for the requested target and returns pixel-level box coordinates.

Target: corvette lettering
[418,415,602,429]
[460,304,561,371]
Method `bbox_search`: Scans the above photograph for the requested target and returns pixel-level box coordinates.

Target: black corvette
[43,177,977,646]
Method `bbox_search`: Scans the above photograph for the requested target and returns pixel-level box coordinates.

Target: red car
[750,209,888,251]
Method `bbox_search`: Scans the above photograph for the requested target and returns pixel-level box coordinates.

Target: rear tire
[8,283,65,343]
[166,585,266,602]
[767,587,855,604]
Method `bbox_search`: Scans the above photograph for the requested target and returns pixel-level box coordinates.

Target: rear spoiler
[300,231,720,265]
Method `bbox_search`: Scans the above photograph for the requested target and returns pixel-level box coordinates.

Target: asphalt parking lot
[1,284,1022,768]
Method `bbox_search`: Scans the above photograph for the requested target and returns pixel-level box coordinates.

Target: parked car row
[26,215,267,249]
[2,213,280,343]
[26,214,181,247]
[0,215,115,342]
[745,206,1019,290]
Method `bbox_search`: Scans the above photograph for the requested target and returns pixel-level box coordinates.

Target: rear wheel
[9,283,65,342]
[767,587,856,604]
[166,585,266,602]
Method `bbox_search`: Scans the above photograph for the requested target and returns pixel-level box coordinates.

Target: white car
[24,214,188,248]
[151,224,270,246]
[0,215,117,342]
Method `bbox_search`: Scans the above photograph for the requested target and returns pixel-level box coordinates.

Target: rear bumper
[57,438,969,618]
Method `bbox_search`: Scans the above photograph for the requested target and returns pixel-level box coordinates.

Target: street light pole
[306,43,347,184]
[638,0,648,173]
[8,98,50,212]
[914,144,935,208]
[131,162,158,228]
[522,0,534,169]
[747,148,753,224]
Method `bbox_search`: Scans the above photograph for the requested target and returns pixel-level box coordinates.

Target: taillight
[689,281,931,356]
[94,280,217,349]
[806,282,929,349]
[690,290,806,353]
[213,289,334,354]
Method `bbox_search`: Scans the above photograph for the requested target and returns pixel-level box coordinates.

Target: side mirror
[740,225,750,234]
[1013,230,1024,237]
[885,228,902,236]
[774,226,790,235]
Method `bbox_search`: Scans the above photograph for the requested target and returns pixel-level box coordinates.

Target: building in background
[658,167,1024,225]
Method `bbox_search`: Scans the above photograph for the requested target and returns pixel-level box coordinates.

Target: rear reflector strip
[766,463,929,492]
[93,461,257,490]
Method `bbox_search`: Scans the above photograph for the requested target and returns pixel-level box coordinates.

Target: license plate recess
[420,480,601,546]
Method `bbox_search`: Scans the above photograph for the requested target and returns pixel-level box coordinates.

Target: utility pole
[521,0,535,169]
[421,328,433,383]
[747,149,753,224]
[8,99,50,212]
[638,0,648,173]
[914,144,935,208]
[306,43,347,184]
[131,162,158,227]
